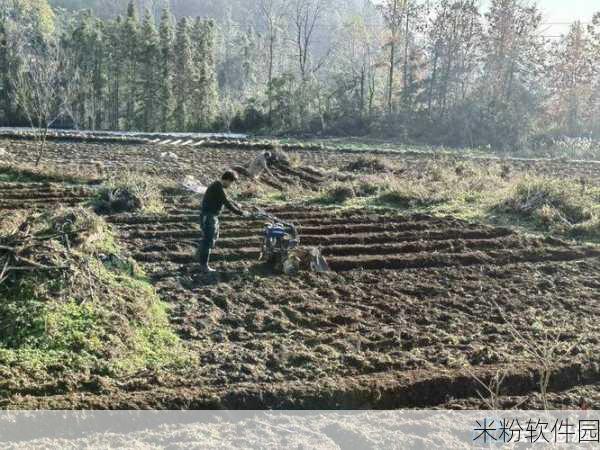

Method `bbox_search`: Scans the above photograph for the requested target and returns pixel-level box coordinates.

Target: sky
[536,0,597,37]
[482,0,598,37]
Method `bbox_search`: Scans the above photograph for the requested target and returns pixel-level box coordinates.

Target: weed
[467,369,507,410]
[545,137,600,160]
[355,176,387,197]
[491,302,582,410]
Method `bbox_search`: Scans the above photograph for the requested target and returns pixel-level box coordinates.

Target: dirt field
[1,139,599,409]
[7,139,600,186]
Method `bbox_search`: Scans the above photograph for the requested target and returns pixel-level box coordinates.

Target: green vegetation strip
[298,158,600,243]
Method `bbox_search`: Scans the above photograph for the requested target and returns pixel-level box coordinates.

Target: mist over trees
[1,0,599,149]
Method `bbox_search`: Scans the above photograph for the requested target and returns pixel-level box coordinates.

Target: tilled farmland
[7,140,600,186]
[1,139,599,409]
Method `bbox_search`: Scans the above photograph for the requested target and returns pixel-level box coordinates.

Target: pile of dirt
[0,207,187,390]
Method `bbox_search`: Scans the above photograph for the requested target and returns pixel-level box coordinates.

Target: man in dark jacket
[199,170,247,272]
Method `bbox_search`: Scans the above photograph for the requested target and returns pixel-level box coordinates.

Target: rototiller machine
[251,209,329,275]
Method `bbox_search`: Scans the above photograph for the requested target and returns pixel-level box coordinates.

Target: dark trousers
[199,213,219,267]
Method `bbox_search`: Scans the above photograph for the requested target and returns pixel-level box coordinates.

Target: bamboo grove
[1,0,217,133]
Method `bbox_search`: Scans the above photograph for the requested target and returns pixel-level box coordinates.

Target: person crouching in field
[198,170,248,273]
[247,151,274,179]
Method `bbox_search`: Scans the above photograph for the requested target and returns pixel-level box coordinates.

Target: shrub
[236,184,267,200]
[354,175,390,197]
[569,215,600,241]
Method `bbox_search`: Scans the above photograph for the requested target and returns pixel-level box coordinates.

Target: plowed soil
[6,139,600,186]
[1,138,600,409]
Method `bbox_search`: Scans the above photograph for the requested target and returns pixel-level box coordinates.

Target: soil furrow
[327,246,600,271]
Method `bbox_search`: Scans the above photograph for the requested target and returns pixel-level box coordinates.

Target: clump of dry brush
[94,170,165,214]
[343,156,394,174]
[0,207,113,288]
[497,176,600,238]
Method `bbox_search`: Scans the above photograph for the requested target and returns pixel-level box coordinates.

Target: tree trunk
[403,7,410,106]
[268,33,274,125]
[35,126,48,167]
[387,41,395,115]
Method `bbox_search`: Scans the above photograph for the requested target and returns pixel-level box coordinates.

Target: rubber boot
[199,249,216,273]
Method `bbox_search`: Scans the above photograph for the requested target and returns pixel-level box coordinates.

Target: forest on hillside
[1,0,599,149]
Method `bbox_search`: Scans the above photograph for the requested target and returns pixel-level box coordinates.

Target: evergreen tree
[105,16,124,129]
[0,16,12,123]
[158,7,174,131]
[173,17,192,131]
[190,18,217,130]
[139,10,160,131]
[90,19,107,129]
[201,20,218,128]
[123,0,139,129]
[67,11,97,128]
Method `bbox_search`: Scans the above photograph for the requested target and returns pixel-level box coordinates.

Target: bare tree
[259,0,285,122]
[290,0,327,81]
[426,0,481,120]
[378,0,407,115]
[11,40,77,166]
[337,10,382,117]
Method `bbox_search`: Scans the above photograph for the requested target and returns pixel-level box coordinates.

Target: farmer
[199,170,248,273]
[247,151,273,179]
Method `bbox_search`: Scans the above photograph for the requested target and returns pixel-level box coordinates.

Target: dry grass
[498,176,592,225]
[496,175,600,239]
[373,160,507,209]
[377,177,446,208]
